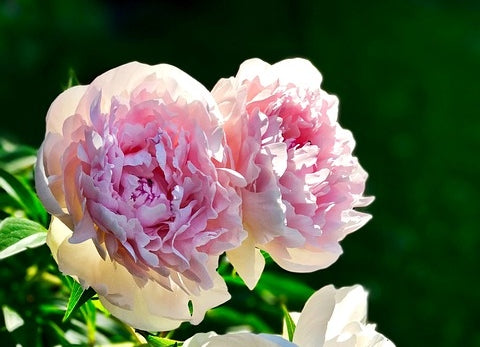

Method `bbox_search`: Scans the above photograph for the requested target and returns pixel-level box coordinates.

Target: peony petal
[235,58,323,91]
[183,331,295,347]
[48,217,230,331]
[324,285,368,341]
[77,62,221,123]
[226,236,265,289]
[242,188,287,244]
[235,58,273,87]
[34,143,69,222]
[262,242,341,273]
[188,258,232,324]
[271,58,323,89]
[45,85,88,135]
[292,285,337,347]
[293,285,394,347]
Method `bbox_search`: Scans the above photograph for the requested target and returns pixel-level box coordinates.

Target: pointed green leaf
[147,335,180,347]
[63,277,97,323]
[0,217,47,259]
[0,167,47,224]
[64,68,80,90]
[281,304,296,342]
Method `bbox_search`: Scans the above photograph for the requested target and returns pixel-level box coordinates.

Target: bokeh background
[1,0,479,345]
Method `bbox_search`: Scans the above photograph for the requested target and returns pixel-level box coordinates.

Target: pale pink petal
[34,143,67,220]
[270,58,323,89]
[76,62,221,124]
[242,188,288,244]
[262,243,341,273]
[45,85,88,134]
[226,236,265,289]
[48,217,230,331]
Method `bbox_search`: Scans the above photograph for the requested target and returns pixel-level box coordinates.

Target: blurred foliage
[0,0,479,346]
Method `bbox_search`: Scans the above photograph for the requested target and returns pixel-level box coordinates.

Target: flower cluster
[35,58,390,345]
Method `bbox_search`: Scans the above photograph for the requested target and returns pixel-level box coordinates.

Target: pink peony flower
[35,62,246,331]
[212,58,374,288]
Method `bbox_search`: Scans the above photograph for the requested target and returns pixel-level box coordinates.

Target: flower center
[131,177,159,204]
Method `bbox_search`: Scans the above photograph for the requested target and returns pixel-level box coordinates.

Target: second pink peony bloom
[213,58,374,288]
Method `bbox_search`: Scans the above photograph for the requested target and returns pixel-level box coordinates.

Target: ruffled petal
[48,217,231,331]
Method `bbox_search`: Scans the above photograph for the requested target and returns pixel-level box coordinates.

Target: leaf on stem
[0,217,47,259]
[63,276,97,323]
[64,68,80,90]
[281,303,296,342]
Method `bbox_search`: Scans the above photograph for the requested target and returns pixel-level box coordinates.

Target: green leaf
[63,277,97,323]
[64,68,80,90]
[0,167,47,224]
[0,217,47,259]
[2,305,25,332]
[281,304,296,342]
[147,335,180,347]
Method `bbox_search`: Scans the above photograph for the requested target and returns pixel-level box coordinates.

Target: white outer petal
[34,142,66,219]
[47,217,229,331]
[235,58,323,90]
[226,236,265,290]
[323,285,368,341]
[271,58,323,89]
[45,85,88,135]
[261,243,341,273]
[183,331,296,347]
[76,61,222,123]
[292,285,337,347]
[35,86,88,221]
[293,285,395,347]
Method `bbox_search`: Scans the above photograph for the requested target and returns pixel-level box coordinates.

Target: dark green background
[1,0,478,345]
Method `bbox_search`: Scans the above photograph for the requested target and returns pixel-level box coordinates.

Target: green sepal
[62,276,97,323]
